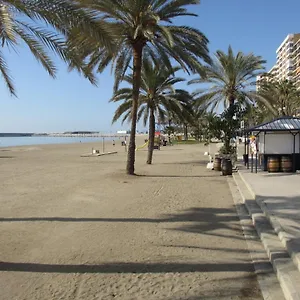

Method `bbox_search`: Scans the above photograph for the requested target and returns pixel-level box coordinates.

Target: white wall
[258,132,300,154]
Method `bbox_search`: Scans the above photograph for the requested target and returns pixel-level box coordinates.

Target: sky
[0,0,299,133]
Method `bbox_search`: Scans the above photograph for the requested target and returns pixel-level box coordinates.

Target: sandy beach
[0,139,262,300]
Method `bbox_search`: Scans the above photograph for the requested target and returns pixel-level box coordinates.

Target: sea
[0,136,118,148]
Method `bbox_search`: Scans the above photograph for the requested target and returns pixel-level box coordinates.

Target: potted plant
[203,104,246,175]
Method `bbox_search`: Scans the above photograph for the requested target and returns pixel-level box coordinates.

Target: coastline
[0,134,148,150]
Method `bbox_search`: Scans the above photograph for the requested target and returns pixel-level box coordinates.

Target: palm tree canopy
[257,79,300,117]
[110,61,190,125]
[0,0,114,96]
[70,0,210,90]
[190,45,267,112]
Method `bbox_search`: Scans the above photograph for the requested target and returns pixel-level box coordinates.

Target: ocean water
[0,136,118,148]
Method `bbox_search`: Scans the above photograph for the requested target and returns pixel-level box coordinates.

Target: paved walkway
[239,167,300,240]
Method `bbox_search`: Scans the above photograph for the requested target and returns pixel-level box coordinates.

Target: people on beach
[113,140,115,146]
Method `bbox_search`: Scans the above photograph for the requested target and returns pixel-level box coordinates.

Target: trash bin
[221,158,232,176]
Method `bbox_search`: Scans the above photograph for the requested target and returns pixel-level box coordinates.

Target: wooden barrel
[213,157,221,171]
[281,156,292,172]
[268,157,280,173]
[221,158,232,176]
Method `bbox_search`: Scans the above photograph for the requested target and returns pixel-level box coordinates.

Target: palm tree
[72,0,210,174]
[111,62,190,164]
[189,46,275,152]
[189,102,206,141]
[0,0,113,95]
[190,46,270,110]
[258,79,300,117]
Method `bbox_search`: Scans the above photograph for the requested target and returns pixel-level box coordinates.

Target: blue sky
[0,0,299,133]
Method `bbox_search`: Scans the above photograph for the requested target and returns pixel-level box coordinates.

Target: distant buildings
[257,33,300,89]
[117,130,128,134]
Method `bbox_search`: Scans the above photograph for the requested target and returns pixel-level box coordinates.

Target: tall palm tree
[190,46,272,112]
[0,0,113,95]
[111,62,190,164]
[189,101,206,141]
[72,0,210,174]
[258,79,300,117]
[189,46,278,152]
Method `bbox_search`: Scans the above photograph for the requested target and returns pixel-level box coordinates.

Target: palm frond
[0,49,16,96]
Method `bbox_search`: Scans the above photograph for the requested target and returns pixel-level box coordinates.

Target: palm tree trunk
[184,124,188,140]
[225,97,235,153]
[168,119,171,143]
[147,108,155,164]
[126,44,143,175]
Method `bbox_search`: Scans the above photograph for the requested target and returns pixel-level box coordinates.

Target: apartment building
[294,37,300,83]
[257,33,300,89]
[256,65,278,90]
[276,33,300,81]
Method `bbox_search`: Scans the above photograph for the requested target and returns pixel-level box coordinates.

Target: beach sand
[0,139,262,300]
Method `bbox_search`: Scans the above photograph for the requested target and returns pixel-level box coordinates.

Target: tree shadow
[164,275,262,300]
[257,194,300,223]
[135,174,223,178]
[168,206,247,241]
[161,245,263,254]
[0,207,247,241]
[0,156,14,158]
[247,194,300,270]
[0,204,265,299]
[260,173,296,177]
[0,261,255,274]
[160,160,209,166]
[0,261,264,300]
[0,207,239,222]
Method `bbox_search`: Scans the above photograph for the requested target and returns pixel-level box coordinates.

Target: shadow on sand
[0,261,255,274]
[0,207,247,242]
[135,174,221,178]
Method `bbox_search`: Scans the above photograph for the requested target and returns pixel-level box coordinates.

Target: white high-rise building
[257,33,300,89]
[276,33,300,81]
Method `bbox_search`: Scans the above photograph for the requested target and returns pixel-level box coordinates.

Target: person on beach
[113,140,115,146]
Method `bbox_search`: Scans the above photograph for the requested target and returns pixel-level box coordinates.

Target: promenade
[235,165,300,300]
[240,169,300,242]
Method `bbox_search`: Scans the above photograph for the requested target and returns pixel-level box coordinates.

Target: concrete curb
[228,177,285,300]
[238,172,300,275]
[233,172,300,300]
